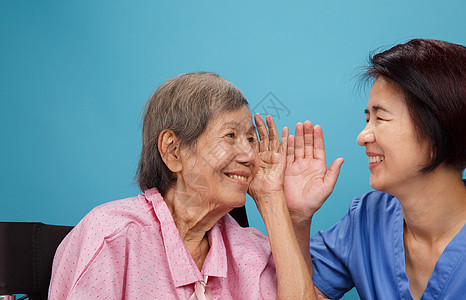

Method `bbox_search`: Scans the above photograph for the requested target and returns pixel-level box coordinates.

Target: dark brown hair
[365,39,466,173]
[136,72,248,195]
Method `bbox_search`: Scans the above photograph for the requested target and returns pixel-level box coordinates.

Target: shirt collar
[202,218,227,278]
[143,188,227,287]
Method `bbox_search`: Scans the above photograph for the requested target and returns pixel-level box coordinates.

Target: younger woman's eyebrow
[364,105,391,115]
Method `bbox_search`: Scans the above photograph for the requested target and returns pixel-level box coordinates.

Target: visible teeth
[228,174,247,182]
[369,156,384,163]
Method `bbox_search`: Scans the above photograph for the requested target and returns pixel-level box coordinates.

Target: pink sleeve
[259,255,278,299]
[69,232,129,299]
[49,226,129,299]
[48,203,131,299]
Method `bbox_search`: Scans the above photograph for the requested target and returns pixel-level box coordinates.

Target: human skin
[160,105,318,298]
[284,77,466,299]
[161,105,259,270]
[248,113,316,299]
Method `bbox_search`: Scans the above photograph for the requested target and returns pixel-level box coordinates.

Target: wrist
[290,214,312,226]
[254,189,285,199]
[254,192,288,218]
[290,216,312,251]
[290,215,311,236]
[289,209,314,225]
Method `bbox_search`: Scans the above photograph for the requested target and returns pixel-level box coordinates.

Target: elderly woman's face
[356,77,431,195]
[176,105,259,209]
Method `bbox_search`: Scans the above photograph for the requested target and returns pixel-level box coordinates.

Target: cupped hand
[248,114,288,206]
[284,121,344,222]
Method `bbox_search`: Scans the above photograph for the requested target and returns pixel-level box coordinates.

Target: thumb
[323,157,344,192]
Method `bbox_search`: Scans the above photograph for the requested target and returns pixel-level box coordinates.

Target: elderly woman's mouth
[225,173,249,183]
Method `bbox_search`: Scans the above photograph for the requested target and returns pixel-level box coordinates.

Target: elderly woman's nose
[357,125,375,146]
[236,138,256,164]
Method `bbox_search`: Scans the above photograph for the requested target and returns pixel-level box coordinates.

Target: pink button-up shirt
[49,188,277,299]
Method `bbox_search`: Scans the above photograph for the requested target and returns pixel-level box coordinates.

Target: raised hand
[284,121,344,222]
[248,114,288,206]
[248,115,317,299]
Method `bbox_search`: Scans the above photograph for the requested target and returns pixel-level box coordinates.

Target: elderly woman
[49,72,312,299]
[284,39,466,299]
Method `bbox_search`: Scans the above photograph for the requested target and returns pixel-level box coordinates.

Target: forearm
[291,216,313,276]
[289,215,333,299]
[257,192,316,300]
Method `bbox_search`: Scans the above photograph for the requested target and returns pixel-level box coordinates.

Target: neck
[394,167,466,244]
[163,182,232,270]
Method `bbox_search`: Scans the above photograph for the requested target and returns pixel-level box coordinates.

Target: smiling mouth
[369,156,384,163]
[225,173,248,183]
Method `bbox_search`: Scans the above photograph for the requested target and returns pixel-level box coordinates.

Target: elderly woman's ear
[158,129,183,173]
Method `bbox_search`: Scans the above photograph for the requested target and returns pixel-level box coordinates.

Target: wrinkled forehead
[208,105,255,132]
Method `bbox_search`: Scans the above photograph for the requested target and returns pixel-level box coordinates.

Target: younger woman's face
[356,77,431,195]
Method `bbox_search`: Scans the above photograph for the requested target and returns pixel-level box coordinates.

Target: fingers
[313,125,326,161]
[280,127,289,155]
[255,113,286,153]
[294,122,305,159]
[324,158,344,192]
[292,120,315,160]
[254,113,268,152]
[266,115,280,151]
[303,120,314,158]
[287,135,295,164]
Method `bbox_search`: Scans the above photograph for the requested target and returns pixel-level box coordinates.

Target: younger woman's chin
[369,178,386,193]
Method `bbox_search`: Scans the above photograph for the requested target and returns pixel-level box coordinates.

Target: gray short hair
[136,72,248,195]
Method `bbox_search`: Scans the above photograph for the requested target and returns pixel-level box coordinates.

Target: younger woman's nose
[357,126,375,146]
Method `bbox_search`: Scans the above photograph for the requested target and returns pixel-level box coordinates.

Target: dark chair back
[229,205,249,227]
[0,222,73,300]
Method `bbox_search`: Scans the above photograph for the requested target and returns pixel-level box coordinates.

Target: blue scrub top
[310,189,466,300]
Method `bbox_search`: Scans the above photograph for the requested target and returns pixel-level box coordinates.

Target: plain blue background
[1,1,465,299]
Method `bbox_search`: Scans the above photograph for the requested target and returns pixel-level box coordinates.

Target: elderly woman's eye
[226,132,235,138]
[248,136,255,143]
